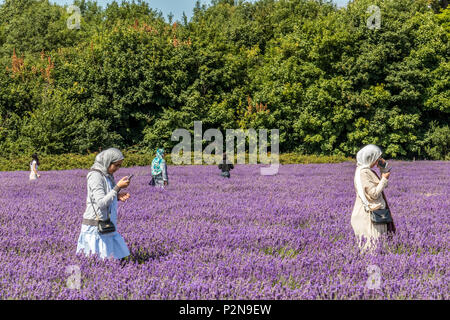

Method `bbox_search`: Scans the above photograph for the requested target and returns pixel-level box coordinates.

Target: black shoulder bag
[361,192,393,224]
[370,206,393,224]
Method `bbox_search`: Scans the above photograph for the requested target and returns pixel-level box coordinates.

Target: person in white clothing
[76,148,132,260]
[29,153,40,180]
[351,144,395,252]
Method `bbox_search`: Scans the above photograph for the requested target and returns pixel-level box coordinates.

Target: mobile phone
[378,160,391,172]
[127,174,134,181]
[378,159,387,168]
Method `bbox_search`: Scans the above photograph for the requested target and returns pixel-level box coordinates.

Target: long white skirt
[76,204,130,260]
[76,225,130,260]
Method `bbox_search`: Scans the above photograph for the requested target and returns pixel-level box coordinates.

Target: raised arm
[87,172,118,220]
[362,170,388,201]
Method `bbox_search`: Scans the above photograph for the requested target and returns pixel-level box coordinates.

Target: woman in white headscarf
[351,144,395,251]
[76,148,132,260]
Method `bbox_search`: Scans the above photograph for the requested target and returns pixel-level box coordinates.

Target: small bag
[370,208,393,224]
[97,218,116,234]
[149,176,155,186]
[358,186,393,224]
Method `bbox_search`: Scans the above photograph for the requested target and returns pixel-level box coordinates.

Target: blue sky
[1,0,350,21]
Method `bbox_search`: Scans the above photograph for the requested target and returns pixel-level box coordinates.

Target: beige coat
[351,168,389,251]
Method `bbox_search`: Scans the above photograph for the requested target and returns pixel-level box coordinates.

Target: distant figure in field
[77,148,131,260]
[151,148,168,188]
[351,144,395,252]
[29,153,40,180]
[218,153,234,178]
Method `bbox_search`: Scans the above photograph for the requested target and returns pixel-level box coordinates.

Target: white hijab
[354,144,382,210]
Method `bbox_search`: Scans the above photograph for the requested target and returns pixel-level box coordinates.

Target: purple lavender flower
[0,161,448,299]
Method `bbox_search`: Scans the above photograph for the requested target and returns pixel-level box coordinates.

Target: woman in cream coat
[351,144,395,251]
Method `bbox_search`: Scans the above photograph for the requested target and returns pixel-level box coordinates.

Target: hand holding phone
[117,176,130,189]
[377,159,387,168]
[378,159,391,172]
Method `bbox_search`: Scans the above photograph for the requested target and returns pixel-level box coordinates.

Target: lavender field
[0,161,448,299]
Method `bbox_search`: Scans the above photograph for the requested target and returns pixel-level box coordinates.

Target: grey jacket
[83,171,120,221]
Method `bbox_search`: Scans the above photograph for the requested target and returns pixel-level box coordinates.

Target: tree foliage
[0,0,448,159]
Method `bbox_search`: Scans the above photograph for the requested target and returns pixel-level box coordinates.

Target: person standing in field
[29,153,40,180]
[351,144,396,252]
[218,153,234,178]
[76,148,131,260]
[151,148,168,188]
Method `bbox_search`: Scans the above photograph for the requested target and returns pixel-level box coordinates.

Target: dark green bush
[0,151,351,172]
[0,1,448,160]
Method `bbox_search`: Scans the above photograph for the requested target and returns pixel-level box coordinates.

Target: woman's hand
[164,181,168,186]
[382,172,391,180]
[117,176,130,189]
[118,192,130,202]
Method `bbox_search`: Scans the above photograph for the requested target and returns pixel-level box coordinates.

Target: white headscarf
[354,144,382,210]
[90,148,124,184]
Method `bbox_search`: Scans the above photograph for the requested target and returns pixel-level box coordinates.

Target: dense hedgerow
[0,151,351,171]
[0,0,449,160]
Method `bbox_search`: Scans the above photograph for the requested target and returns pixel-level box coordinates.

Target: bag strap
[88,170,111,222]
[355,172,371,213]
[358,194,371,213]
[355,168,371,213]
[381,192,390,210]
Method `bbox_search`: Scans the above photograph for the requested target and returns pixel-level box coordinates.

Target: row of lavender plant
[0,161,448,299]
